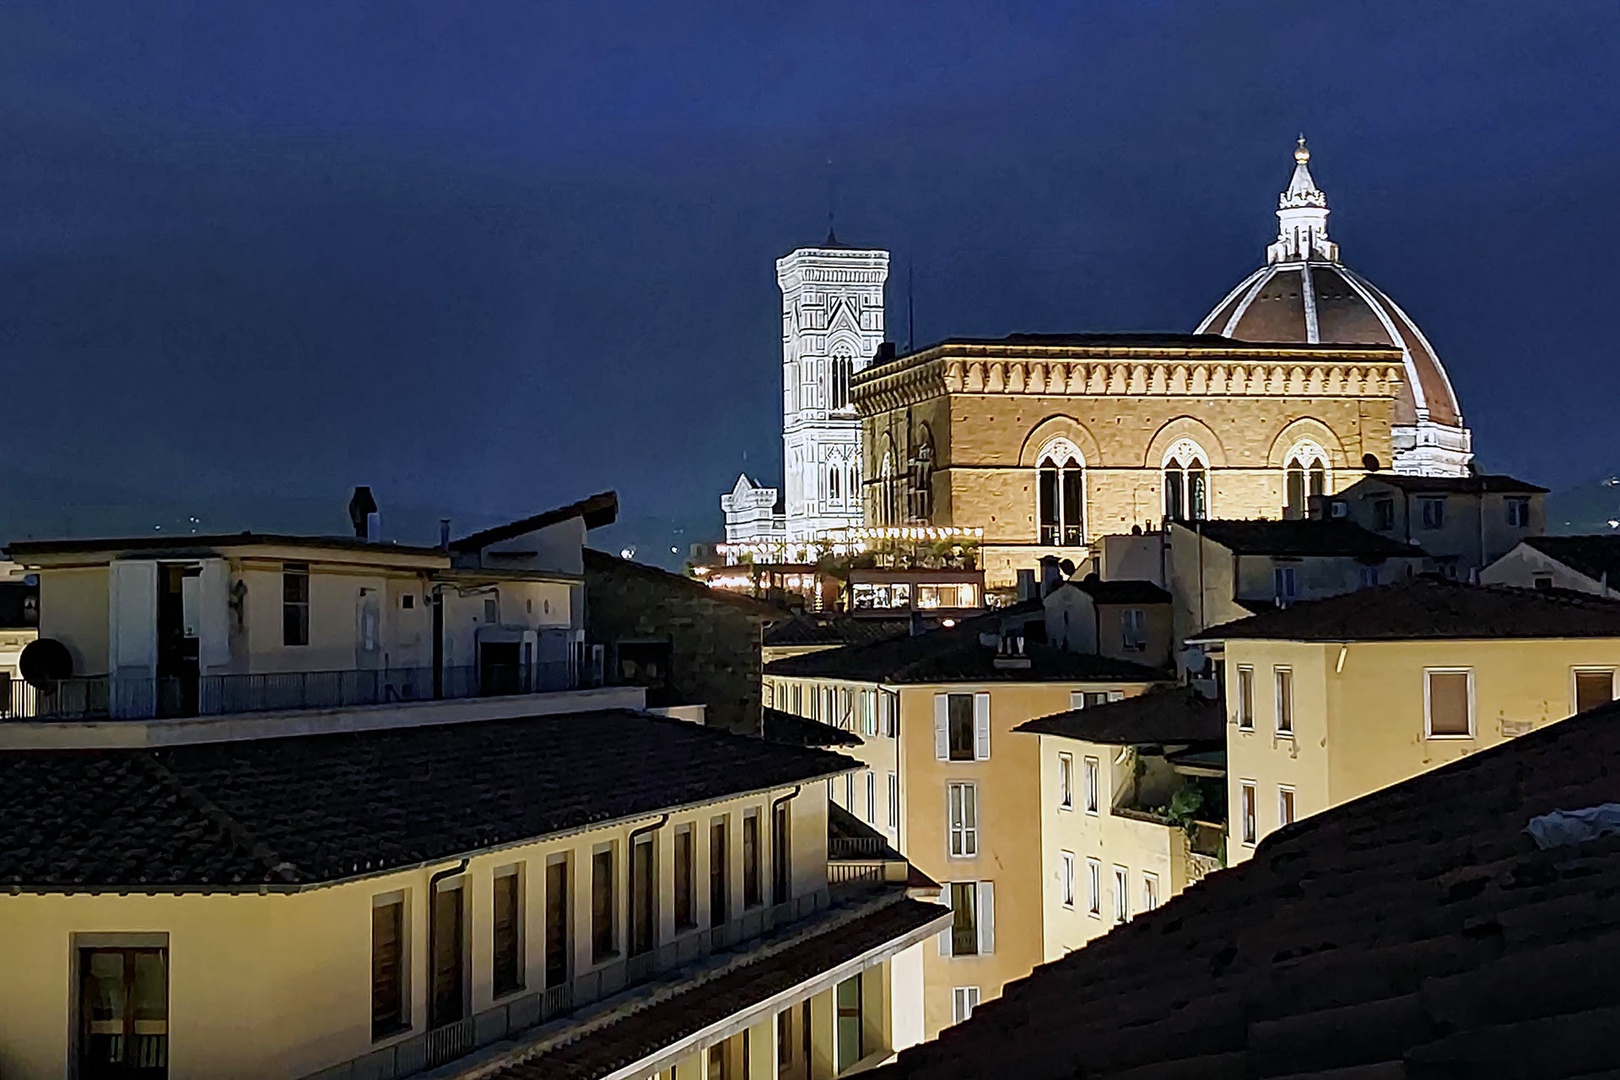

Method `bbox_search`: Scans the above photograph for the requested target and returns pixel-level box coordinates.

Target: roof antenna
[824,156,838,246]
[906,257,916,354]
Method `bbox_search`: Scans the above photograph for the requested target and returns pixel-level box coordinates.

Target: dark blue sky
[3,1,1617,536]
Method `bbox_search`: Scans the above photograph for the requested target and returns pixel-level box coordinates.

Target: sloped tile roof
[489,899,948,1080]
[1192,576,1620,643]
[1356,473,1549,495]
[763,613,912,648]
[875,699,1620,1079]
[0,710,856,891]
[765,606,1164,686]
[1015,686,1224,746]
[1521,535,1620,587]
[1063,577,1173,605]
[1192,519,1418,558]
[761,707,863,748]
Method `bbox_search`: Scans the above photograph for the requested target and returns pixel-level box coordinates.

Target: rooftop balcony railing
[0,663,575,722]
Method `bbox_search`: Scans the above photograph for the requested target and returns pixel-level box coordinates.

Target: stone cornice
[852,343,1406,414]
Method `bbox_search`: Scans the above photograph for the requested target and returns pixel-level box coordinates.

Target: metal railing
[828,836,891,859]
[305,888,836,1080]
[1,663,575,722]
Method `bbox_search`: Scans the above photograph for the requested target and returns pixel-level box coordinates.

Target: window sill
[1236,724,1255,734]
[1084,808,1100,817]
[1275,731,1294,740]
[1058,803,1073,813]
[371,1022,413,1045]
[1086,910,1102,920]
[1425,733,1476,741]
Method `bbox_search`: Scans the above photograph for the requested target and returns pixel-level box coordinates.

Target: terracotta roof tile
[1015,686,1223,745]
[0,710,855,891]
[1192,576,1620,642]
[1190,519,1417,558]
[872,699,1620,1079]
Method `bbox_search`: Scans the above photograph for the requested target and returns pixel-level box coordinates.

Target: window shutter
[973,692,991,760]
[977,881,995,955]
[938,883,955,955]
[197,559,232,669]
[934,694,950,760]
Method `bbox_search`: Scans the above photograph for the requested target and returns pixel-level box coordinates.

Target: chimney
[439,518,452,552]
[348,486,380,542]
[874,341,897,365]
[1016,568,1038,602]
[1039,555,1063,597]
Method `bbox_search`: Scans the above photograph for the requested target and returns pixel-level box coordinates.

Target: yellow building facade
[1191,579,1620,862]
[764,634,1165,1038]
[851,335,1407,587]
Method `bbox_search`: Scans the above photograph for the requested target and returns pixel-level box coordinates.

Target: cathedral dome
[1197,139,1472,473]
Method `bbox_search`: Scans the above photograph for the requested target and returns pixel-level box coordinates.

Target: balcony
[1,663,576,723]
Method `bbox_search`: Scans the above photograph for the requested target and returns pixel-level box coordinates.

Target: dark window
[1576,670,1614,714]
[1037,451,1086,546]
[493,873,523,998]
[742,813,762,908]
[1420,497,1446,530]
[1163,467,1184,522]
[949,881,979,956]
[630,835,657,957]
[371,902,406,1038]
[674,828,696,930]
[1427,671,1472,736]
[591,848,617,962]
[947,693,975,761]
[616,640,673,704]
[1506,496,1531,527]
[709,820,730,928]
[835,974,864,1073]
[79,947,169,1077]
[1284,462,1306,519]
[544,859,569,989]
[1534,573,1554,591]
[1164,458,1208,521]
[430,885,466,1028]
[282,563,309,646]
[1237,667,1255,729]
[771,802,792,905]
[1373,498,1396,531]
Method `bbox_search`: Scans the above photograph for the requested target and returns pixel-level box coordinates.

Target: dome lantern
[1268,135,1338,264]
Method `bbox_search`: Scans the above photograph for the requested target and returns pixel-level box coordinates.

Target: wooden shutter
[934,695,949,760]
[977,882,995,955]
[973,693,991,760]
[371,900,405,1037]
[937,882,954,956]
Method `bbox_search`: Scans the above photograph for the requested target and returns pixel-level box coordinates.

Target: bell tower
[777,230,890,544]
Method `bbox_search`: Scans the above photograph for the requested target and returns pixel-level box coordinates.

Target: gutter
[426,856,471,1017]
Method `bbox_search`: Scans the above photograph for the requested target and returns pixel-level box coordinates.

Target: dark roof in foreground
[762,707,863,748]
[763,613,912,649]
[764,612,1166,685]
[0,710,855,891]
[5,531,444,558]
[1191,518,1418,558]
[449,491,618,552]
[492,899,947,1080]
[584,548,782,615]
[1192,576,1620,643]
[1522,535,1620,586]
[876,700,1620,1080]
[1016,686,1224,745]
[1349,472,1550,495]
[1062,576,1173,604]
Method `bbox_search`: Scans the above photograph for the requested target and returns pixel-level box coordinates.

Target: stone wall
[583,550,777,735]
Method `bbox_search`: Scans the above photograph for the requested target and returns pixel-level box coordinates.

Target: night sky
[3,2,1617,541]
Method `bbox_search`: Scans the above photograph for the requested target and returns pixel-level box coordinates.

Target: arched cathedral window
[828,463,842,506]
[830,346,854,410]
[878,445,898,527]
[1036,438,1085,546]
[1163,440,1209,523]
[1283,441,1328,519]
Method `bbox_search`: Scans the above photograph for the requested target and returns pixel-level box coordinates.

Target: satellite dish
[19,638,73,690]
[1362,453,1382,472]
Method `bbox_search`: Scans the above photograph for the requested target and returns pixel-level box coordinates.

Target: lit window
[1425,669,1473,737]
